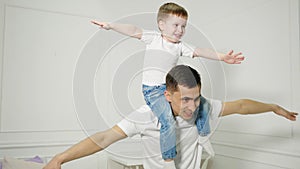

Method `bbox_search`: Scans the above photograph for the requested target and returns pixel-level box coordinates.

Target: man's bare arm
[221,99,297,121]
[43,125,127,169]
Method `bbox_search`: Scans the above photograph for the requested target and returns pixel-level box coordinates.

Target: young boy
[91,2,244,168]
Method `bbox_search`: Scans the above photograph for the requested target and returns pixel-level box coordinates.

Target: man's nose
[187,100,199,112]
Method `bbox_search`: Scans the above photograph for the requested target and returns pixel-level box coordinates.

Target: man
[43,65,297,169]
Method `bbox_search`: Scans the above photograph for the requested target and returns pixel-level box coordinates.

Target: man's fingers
[286,112,298,121]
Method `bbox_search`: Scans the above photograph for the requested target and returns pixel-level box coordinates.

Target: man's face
[159,14,187,43]
[165,84,201,120]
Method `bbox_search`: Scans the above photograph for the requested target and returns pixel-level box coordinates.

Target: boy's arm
[43,125,127,169]
[193,48,245,64]
[221,99,298,121]
[91,20,142,39]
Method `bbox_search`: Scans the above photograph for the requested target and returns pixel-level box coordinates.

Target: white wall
[0,0,299,169]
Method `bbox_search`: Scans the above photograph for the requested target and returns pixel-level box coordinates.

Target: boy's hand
[222,50,245,64]
[91,20,111,30]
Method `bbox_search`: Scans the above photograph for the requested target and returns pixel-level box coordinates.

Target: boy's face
[164,84,201,120]
[159,14,187,43]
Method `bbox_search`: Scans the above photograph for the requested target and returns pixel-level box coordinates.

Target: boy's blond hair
[157,2,188,22]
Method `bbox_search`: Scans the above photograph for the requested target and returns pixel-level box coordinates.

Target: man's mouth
[183,110,193,118]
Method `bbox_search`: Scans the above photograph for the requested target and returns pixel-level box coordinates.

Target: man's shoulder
[209,99,222,106]
[124,105,157,124]
[208,98,223,118]
[117,105,158,137]
[129,105,152,116]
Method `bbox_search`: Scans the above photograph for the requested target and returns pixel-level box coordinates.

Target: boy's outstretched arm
[91,20,142,39]
[221,99,298,121]
[193,48,245,64]
[43,125,127,169]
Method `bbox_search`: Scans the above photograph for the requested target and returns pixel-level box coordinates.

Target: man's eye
[194,96,201,105]
[182,98,190,102]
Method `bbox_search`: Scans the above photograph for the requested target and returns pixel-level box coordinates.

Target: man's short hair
[166,65,201,93]
[157,2,188,23]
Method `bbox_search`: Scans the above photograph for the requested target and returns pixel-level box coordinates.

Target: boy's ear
[164,90,172,102]
[158,20,165,31]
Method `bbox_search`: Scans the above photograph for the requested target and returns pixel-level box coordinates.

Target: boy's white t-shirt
[141,30,195,86]
[117,99,222,169]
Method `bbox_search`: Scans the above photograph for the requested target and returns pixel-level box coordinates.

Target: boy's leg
[196,96,211,136]
[143,85,177,160]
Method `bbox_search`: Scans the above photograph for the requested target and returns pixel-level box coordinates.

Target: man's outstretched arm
[43,125,127,169]
[221,99,297,121]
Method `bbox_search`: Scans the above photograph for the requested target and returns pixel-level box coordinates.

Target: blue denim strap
[196,96,211,136]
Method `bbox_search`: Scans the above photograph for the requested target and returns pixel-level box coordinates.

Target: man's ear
[164,90,172,102]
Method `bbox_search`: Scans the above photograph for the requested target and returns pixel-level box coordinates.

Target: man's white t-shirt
[117,99,222,169]
[141,30,195,86]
